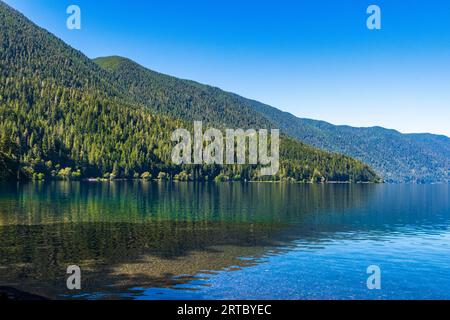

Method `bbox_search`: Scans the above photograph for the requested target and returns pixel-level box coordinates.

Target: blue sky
[4,0,450,136]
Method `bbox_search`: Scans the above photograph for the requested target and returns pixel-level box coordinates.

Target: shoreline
[2,178,383,184]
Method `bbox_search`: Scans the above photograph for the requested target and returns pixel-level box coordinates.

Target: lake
[0,182,449,299]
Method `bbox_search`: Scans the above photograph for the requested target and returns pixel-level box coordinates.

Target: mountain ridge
[94,55,450,139]
[94,54,450,183]
[93,55,275,129]
[0,1,379,183]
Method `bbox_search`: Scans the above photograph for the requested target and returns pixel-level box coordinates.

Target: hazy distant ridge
[248,100,450,183]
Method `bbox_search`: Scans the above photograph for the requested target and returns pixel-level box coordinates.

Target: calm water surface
[0,182,449,299]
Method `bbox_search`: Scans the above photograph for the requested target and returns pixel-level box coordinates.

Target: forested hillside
[248,99,450,183]
[94,56,272,129]
[94,55,450,183]
[0,1,379,183]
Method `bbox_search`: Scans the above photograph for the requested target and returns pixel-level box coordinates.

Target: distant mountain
[248,101,450,183]
[0,1,378,183]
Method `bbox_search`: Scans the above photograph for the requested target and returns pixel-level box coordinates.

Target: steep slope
[248,100,450,183]
[0,1,379,182]
[0,3,124,98]
[94,56,273,129]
